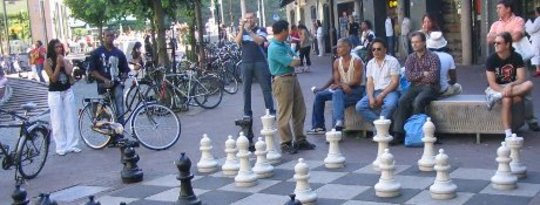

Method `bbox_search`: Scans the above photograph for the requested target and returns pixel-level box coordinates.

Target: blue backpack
[404,114,429,147]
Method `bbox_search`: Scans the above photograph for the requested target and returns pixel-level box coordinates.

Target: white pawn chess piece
[235,132,257,187]
[222,135,240,176]
[491,141,518,190]
[505,134,527,178]
[324,128,346,169]
[429,149,457,200]
[418,117,437,171]
[260,109,281,164]
[197,134,218,173]
[252,137,274,178]
[372,116,393,171]
[294,158,317,205]
[374,149,401,198]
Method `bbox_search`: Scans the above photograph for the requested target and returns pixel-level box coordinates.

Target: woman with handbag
[44,39,80,156]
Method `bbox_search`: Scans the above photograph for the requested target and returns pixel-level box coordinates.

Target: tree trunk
[194,0,205,69]
[152,0,170,67]
[98,22,104,46]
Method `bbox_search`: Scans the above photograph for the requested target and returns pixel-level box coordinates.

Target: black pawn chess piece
[120,141,143,183]
[119,203,127,205]
[235,116,255,151]
[176,152,202,205]
[84,195,100,205]
[12,185,29,205]
[36,193,58,205]
[284,193,302,205]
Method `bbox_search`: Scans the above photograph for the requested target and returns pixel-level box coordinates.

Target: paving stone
[110,185,172,198]
[259,181,325,195]
[128,199,175,205]
[276,159,324,170]
[396,175,435,190]
[230,193,289,205]
[219,179,281,193]
[315,184,370,200]
[342,201,399,205]
[330,173,380,186]
[450,168,495,181]
[312,162,368,172]
[315,197,348,205]
[405,190,474,205]
[286,170,348,184]
[193,176,234,190]
[354,164,411,175]
[463,193,531,205]
[90,196,138,205]
[198,190,251,205]
[145,187,209,202]
[452,178,490,193]
[50,185,109,202]
[480,183,540,197]
[143,174,204,187]
[352,188,422,204]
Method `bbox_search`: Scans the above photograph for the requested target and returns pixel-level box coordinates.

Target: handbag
[513,36,535,61]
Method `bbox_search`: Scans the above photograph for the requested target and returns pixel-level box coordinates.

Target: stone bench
[344,95,525,144]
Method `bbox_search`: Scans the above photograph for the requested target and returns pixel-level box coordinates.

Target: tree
[64,0,121,44]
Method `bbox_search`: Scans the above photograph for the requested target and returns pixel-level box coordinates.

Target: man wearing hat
[426,32,462,97]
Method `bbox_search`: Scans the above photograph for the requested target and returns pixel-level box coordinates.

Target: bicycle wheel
[193,76,224,109]
[145,84,174,109]
[17,127,50,179]
[222,69,239,94]
[78,102,114,149]
[124,82,151,109]
[131,103,181,150]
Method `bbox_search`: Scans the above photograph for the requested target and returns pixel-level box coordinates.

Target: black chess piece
[36,193,58,205]
[119,140,143,183]
[175,152,202,205]
[84,195,100,205]
[235,116,255,151]
[284,193,301,205]
[11,185,29,205]
[119,203,126,205]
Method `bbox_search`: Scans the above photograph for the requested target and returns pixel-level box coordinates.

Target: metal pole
[261,0,266,26]
[240,0,246,17]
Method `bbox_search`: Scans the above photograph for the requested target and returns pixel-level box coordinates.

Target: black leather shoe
[529,122,540,132]
[295,140,316,150]
[280,143,298,154]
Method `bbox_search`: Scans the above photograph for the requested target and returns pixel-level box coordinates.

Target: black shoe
[389,133,404,146]
[529,122,540,132]
[295,140,316,150]
[248,144,256,152]
[108,137,126,148]
[280,143,298,154]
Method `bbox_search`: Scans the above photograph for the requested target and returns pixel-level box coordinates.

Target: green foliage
[64,0,118,28]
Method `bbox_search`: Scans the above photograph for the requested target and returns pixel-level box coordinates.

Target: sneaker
[69,147,82,153]
[295,140,316,150]
[280,143,298,154]
[56,150,66,156]
[307,128,326,135]
[529,122,540,132]
[334,120,344,131]
[485,93,498,111]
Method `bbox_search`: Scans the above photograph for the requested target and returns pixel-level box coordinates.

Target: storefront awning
[280,0,295,8]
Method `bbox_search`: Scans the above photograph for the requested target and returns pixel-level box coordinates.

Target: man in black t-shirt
[485,32,534,138]
[348,16,360,47]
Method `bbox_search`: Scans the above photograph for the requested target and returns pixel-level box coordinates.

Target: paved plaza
[1,56,540,204]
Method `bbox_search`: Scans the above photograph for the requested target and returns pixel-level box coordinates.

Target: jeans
[299,46,311,66]
[387,36,394,56]
[48,88,79,152]
[356,90,400,124]
[242,61,275,117]
[393,85,438,133]
[112,85,125,124]
[35,63,45,82]
[349,35,360,47]
[311,86,364,129]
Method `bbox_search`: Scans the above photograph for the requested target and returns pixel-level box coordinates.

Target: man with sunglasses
[356,38,400,133]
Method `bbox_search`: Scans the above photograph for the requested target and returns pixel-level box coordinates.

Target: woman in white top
[316,20,325,57]
[526,7,540,77]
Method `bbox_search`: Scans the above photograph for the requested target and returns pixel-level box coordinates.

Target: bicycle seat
[21,102,37,112]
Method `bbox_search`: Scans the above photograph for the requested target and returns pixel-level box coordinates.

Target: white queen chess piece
[418,117,437,171]
[490,142,518,190]
[252,137,274,178]
[196,134,218,173]
[294,158,317,204]
[374,149,401,198]
[324,128,346,169]
[505,134,527,178]
[372,116,393,171]
[221,135,240,176]
[429,149,457,200]
[234,132,258,187]
[260,109,281,164]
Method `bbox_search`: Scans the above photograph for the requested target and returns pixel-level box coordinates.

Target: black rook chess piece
[119,140,143,183]
[176,152,202,205]
[12,185,29,205]
[84,195,101,205]
[36,193,58,205]
[235,116,255,151]
[284,193,302,205]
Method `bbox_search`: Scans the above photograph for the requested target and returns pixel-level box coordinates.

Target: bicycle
[78,74,181,151]
[0,103,50,181]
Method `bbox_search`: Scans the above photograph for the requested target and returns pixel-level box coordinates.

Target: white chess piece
[222,135,240,176]
[429,149,457,200]
[324,128,346,169]
[374,149,401,198]
[252,137,274,178]
[372,116,393,171]
[196,134,218,173]
[234,132,257,187]
[260,109,281,164]
[418,117,437,171]
[294,158,317,204]
[505,134,527,178]
[490,142,518,190]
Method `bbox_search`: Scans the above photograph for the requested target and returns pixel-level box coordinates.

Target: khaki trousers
[272,75,306,145]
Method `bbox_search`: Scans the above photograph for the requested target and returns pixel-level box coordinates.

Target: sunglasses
[372,47,383,51]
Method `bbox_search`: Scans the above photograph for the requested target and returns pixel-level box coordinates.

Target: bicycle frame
[161,71,207,103]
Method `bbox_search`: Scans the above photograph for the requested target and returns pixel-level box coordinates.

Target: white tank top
[338,55,358,84]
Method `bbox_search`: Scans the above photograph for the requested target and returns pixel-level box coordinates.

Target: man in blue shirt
[89,29,130,125]
[268,20,316,154]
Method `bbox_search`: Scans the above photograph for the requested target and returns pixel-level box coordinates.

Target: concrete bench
[344,95,525,143]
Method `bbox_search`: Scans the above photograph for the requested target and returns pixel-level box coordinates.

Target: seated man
[426,32,462,97]
[308,38,364,133]
[356,38,400,130]
[485,32,534,137]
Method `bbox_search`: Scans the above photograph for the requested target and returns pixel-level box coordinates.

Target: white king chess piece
[196,134,218,173]
[252,137,274,178]
[374,149,401,198]
[234,132,258,187]
[429,149,457,200]
[490,142,518,190]
[221,135,240,176]
[505,134,527,178]
[260,109,281,164]
[372,116,393,171]
[418,117,437,171]
[324,128,346,169]
[294,158,317,205]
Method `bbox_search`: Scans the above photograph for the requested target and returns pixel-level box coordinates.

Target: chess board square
[463,193,531,205]
[398,165,457,177]
[128,199,174,205]
[479,183,540,197]
[192,176,234,190]
[276,159,324,170]
[143,174,203,187]
[331,173,380,186]
[352,188,422,204]
[312,162,368,172]
[259,181,325,195]
[219,179,281,193]
[518,171,540,184]
[230,193,289,205]
[450,168,495,181]
[265,168,295,180]
[93,196,138,205]
[50,185,109,202]
[315,184,370,200]
[110,185,171,198]
[453,178,490,193]
[315,197,348,205]
[354,164,411,175]
[145,188,209,202]
[396,175,434,190]
[198,190,251,205]
[285,170,348,184]
[342,200,399,205]
[405,190,474,205]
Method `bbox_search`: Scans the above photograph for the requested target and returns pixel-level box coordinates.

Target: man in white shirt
[385,16,395,56]
[400,16,411,58]
[426,32,462,97]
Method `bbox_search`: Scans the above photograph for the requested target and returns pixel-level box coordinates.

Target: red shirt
[32,47,46,65]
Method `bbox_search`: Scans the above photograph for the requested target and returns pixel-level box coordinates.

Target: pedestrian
[267,20,316,155]
[130,42,144,77]
[420,14,441,40]
[426,32,462,97]
[290,25,301,53]
[400,15,412,59]
[30,40,46,82]
[316,20,325,57]
[298,24,313,72]
[348,16,360,47]
[526,7,540,77]
[44,39,80,156]
[385,15,395,56]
